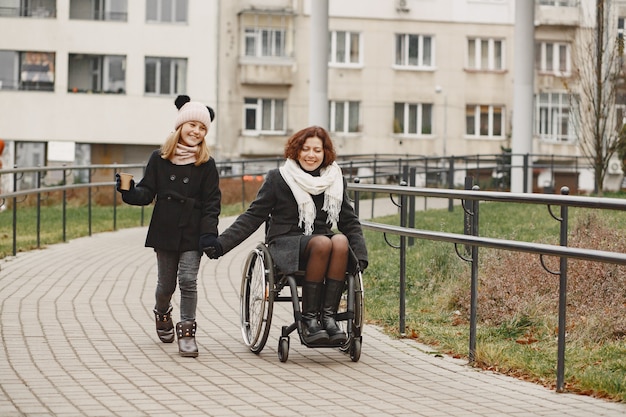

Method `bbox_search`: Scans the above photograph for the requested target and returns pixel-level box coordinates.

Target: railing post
[468,185,480,363]
[113,168,118,231]
[12,166,17,256]
[463,176,474,255]
[408,167,415,246]
[556,186,570,392]
[523,153,529,193]
[353,177,360,216]
[240,160,246,210]
[448,157,454,212]
[62,167,67,242]
[36,168,42,248]
[88,168,93,236]
[399,180,408,336]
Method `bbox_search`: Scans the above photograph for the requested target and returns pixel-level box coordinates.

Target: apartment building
[217,0,516,160]
[1,0,624,192]
[0,0,218,186]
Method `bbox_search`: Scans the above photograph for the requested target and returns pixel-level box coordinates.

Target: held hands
[199,234,223,259]
[115,173,135,193]
[358,260,368,272]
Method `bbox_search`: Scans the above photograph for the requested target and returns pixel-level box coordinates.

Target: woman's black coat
[218,168,367,274]
[121,150,221,252]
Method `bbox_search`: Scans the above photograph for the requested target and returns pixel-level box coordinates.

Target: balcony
[535,1,580,27]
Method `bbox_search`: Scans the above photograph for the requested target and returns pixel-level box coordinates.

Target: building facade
[0,0,624,192]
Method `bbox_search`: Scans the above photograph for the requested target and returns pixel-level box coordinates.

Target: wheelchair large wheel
[240,243,274,353]
[339,270,364,358]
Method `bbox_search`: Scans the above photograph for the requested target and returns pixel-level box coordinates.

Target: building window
[68,54,125,94]
[535,42,570,76]
[535,92,574,142]
[467,38,504,71]
[393,102,433,135]
[146,0,187,23]
[244,27,286,58]
[244,98,285,133]
[69,0,127,21]
[329,101,360,133]
[329,31,361,65]
[395,34,434,68]
[0,0,56,17]
[144,57,186,95]
[466,105,504,138]
[0,50,55,91]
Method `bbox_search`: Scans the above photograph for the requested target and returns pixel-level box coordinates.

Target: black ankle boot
[301,281,329,345]
[154,305,174,343]
[321,278,347,344]
[176,321,198,357]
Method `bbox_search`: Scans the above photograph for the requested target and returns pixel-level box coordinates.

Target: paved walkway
[1,198,625,416]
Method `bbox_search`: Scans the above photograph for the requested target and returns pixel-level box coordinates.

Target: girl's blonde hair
[160,126,211,166]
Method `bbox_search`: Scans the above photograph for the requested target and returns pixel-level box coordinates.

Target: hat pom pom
[175,95,191,110]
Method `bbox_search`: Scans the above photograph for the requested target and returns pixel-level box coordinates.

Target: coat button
[170,174,176,181]
[183,177,189,184]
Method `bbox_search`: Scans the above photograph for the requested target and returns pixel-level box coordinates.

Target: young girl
[116,95,221,357]
[204,126,367,345]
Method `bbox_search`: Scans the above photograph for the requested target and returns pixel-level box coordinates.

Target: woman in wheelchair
[202,125,368,345]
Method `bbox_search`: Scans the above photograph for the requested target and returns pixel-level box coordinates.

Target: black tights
[302,234,349,283]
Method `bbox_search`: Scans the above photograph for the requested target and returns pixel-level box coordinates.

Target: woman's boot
[153,305,174,343]
[176,321,198,357]
[321,278,347,344]
[301,281,329,344]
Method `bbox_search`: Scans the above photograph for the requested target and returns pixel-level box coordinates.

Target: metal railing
[349,181,626,393]
[1,160,625,392]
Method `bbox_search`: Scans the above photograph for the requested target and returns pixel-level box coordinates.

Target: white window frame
[535,92,575,143]
[144,57,187,95]
[243,98,286,134]
[467,38,504,71]
[465,105,505,138]
[393,102,433,136]
[536,41,571,76]
[329,101,360,133]
[244,27,286,58]
[394,33,434,69]
[329,31,362,66]
[146,0,187,23]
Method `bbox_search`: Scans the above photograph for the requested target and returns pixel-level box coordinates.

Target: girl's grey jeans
[154,249,201,322]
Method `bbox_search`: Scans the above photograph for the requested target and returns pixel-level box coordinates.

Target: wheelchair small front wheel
[350,337,362,362]
[278,336,290,362]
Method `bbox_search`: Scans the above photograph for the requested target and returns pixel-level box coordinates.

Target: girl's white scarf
[171,143,198,165]
[279,159,343,235]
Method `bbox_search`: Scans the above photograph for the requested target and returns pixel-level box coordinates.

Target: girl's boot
[176,321,198,357]
[153,305,174,343]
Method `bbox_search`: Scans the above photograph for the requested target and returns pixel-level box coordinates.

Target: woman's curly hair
[284,126,336,168]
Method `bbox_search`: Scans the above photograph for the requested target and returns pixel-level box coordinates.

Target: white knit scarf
[279,158,344,235]
[171,143,198,165]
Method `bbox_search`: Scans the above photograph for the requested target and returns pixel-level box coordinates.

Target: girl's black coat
[121,150,221,252]
[218,168,367,274]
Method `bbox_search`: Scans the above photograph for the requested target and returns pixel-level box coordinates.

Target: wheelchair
[239,241,364,363]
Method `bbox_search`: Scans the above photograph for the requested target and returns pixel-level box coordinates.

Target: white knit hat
[174,101,212,131]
